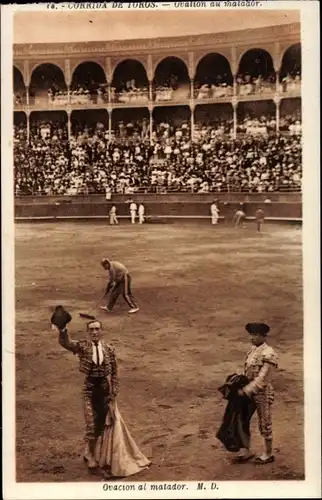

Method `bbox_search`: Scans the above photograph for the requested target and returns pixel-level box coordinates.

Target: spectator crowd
[14,70,301,108]
[14,114,302,196]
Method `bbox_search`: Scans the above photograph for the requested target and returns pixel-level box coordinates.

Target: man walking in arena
[255,208,265,232]
[138,203,145,224]
[109,205,118,225]
[100,258,139,314]
[129,200,137,224]
[210,200,219,225]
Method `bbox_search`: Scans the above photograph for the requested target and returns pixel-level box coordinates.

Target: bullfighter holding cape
[51,305,151,478]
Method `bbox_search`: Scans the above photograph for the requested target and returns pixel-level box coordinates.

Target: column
[233,74,237,97]
[23,60,30,106]
[149,80,153,102]
[274,97,280,136]
[107,82,111,104]
[26,112,30,143]
[190,105,195,141]
[188,51,195,99]
[190,78,194,100]
[67,111,71,140]
[231,46,238,98]
[64,58,71,105]
[108,109,112,141]
[232,100,237,140]
[149,108,153,144]
[273,42,281,94]
[275,70,280,95]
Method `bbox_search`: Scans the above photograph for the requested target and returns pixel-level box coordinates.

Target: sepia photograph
[1,2,320,499]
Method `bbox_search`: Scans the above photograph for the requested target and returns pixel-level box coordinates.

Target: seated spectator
[237,72,276,96]
[281,72,301,93]
[13,113,302,196]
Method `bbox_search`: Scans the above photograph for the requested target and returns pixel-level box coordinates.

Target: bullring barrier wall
[15,195,302,222]
[15,192,302,206]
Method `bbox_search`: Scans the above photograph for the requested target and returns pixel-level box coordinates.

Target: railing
[112,90,149,104]
[13,81,301,112]
[14,184,302,197]
[109,185,302,195]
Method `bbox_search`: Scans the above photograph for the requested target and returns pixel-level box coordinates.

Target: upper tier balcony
[13,81,301,113]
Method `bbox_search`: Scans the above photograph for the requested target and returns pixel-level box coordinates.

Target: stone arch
[280,43,301,79]
[153,56,189,86]
[153,56,190,101]
[13,61,25,78]
[153,55,189,77]
[237,48,275,79]
[194,53,233,96]
[29,60,65,80]
[71,61,107,90]
[111,59,148,91]
[14,67,26,104]
[14,66,25,86]
[29,63,67,103]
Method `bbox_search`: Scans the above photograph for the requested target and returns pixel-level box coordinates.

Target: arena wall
[15,193,302,205]
[15,195,302,222]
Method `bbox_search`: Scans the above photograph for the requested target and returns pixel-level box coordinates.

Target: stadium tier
[14,23,301,197]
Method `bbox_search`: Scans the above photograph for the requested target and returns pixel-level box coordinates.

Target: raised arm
[58,327,83,356]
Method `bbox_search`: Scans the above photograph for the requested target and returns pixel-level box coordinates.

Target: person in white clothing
[138,203,145,224]
[109,205,118,225]
[105,185,112,201]
[210,201,219,225]
[129,201,137,224]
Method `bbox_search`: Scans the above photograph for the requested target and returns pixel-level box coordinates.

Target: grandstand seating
[13,24,302,197]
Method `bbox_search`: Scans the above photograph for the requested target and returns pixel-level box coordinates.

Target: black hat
[245,323,270,336]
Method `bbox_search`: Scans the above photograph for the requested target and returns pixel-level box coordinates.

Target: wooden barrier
[15,192,302,206]
[15,199,302,222]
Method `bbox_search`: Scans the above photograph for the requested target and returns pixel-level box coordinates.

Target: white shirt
[211,204,219,215]
[92,341,104,365]
[130,202,137,212]
[138,205,145,215]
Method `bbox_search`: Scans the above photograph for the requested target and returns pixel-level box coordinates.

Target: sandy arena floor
[15,222,304,482]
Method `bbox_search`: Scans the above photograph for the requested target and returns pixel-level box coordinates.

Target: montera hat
[245,322,270,336]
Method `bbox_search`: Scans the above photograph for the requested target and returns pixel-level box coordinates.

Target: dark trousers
[83,378,110,441]
[107,274,137,310]
[256,219,264,232]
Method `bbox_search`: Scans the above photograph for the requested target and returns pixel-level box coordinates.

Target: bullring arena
[14,18,304,483]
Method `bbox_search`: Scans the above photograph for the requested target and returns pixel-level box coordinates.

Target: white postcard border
[2,2,321,499]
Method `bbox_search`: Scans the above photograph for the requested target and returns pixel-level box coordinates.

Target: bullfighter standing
[236,322,278,464]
